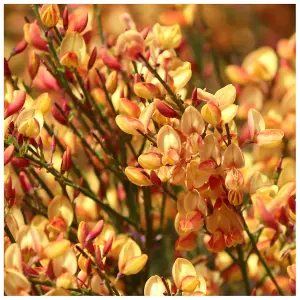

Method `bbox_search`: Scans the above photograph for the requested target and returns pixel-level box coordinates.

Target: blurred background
[5,4,295,87]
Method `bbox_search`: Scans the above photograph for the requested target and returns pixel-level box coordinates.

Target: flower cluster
[4,4,295,296]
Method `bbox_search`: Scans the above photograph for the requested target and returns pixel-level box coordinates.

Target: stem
[240,213,284,295]
[93,4,105,45]
[138,54,185,113]
[4,225,16,243]
[237,245,251,295]
[225,123,232,145]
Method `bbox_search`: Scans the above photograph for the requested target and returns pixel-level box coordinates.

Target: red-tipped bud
[150,170,161,185]
[88,47,97,70]
[4,144,15,166]
[11,157,30,168]
[19,171,33,194]
[144,50,151,60]
[28,51,40,80]
[51,135,56,153]
[46,260,55,280]
[85,220,104,245]
[73,12,88,33]
[78,221,89,245]
[99,48,121,71]
[103,234,113,257]
[5,90,26,119]
[4,58,11,77]
[11,40,28,58]
[63,7,69,31]
[61,146,72,173]
[156,99,179,118]
[52,103,68,125]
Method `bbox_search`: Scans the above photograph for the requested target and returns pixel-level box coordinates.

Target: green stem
[93,4,105,45]
[237,245,251,295]
[4,225,16,243]
[240,213,284,295]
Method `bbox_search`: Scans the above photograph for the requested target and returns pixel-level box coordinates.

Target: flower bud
[248,108,265,141]
[52,103,68,125]
[150,170,162,185]
[138,152,162,170]
[88,46,97,70]
[73,12,88,33]
[228,190,243,206]
[156,99,179,118]
[10,39,28,58]
[5,90,26,119]
[116,30,145,60]
[28,51,40,80]
[115,115,145,135]
[103,234,113,257]
[85,220,104,245]
[119,98,141,118]
[95,245,105,270]
[106,71,118,94]
[99,47,121,71]
[63,7,69,31]
[11,157,30,168]
[4,144,15,166]
[61,147,72,174]
[40,4,60,28]
[5,177,15,201]
[19,171,33,194]
[118,239,148,275]
[134,82,160,99]
[125,167,152,186]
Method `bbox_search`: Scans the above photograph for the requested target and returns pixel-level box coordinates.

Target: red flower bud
[61,146,72,173]
[63,7,69,31]
[140,27,150,39]
[11,157,30,168]
[5,177,15,202]
[17,133,24,145]
[88,46,97,70]
[103,234,113,257]
[52,103,68,125]
[156,99,179,118]
[73,12,88,33]
[5,90,26,119]
[99,48,121,71]
[150,170,161,185]
[288,196,296,214]
[4,144,15,166]
[19,171,33,194]
[28,51,40,80]
[85,220,104,245]
[11,39,28,58]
